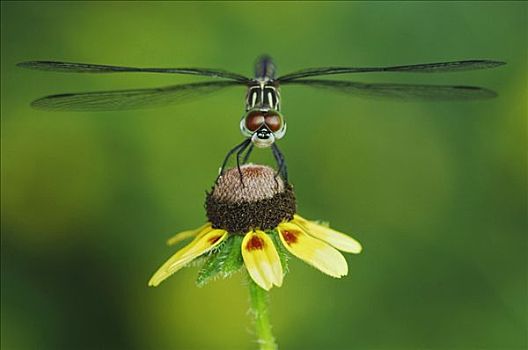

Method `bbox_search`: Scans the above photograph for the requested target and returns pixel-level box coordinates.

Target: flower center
[205,164,296,234]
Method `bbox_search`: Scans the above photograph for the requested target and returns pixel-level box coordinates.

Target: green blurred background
[1,1,526,349]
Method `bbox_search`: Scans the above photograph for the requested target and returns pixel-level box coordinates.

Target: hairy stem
[248,276,277,350]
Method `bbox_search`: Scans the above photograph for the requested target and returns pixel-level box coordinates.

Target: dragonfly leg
[235,139,251,186]
[271,143,288,183]
[242,144,254,164]
[217,138,251,184]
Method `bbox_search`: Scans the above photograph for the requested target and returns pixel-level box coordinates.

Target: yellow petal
[148,228,228,287]
[242,230,283,291]
[166,223,212,246]
[277,222,348,278]
[293,214,362,254]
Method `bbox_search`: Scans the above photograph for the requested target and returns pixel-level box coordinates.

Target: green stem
[247,276,277,350]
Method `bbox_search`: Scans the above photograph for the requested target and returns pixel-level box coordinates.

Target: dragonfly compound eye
[245,110,265,132]
[264,111,283,132]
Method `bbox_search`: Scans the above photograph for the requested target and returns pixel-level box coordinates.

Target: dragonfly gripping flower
[148,164,362,291]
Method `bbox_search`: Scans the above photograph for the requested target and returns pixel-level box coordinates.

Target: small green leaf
[220,235,244,276]
[196,235,244,287]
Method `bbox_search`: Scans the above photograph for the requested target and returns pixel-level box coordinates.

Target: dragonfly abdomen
[254,55,276,80]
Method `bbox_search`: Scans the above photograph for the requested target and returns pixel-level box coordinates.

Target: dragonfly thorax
[245,81,281,111]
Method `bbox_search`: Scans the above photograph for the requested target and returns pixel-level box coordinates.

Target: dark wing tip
[481,60,507,68]
[29,93,74,111]
[17,60,58,70]
[17,61,37,68]
[452,85,498,99]
[30,97,53,110]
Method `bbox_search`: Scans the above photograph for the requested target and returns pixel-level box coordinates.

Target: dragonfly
[18,55,505,182]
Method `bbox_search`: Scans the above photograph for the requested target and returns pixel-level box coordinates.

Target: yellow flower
[148,165,362,291]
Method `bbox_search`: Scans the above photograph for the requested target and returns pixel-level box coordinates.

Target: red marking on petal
[246,235,265,251]
[208,235,222,245]
[282,230,298,245]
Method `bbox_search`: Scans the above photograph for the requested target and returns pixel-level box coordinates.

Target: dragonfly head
[240,109,286,148]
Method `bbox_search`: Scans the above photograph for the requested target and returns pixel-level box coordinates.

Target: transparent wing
[18,61,250,82]
[30,81,243,111]
[277,60,505,82]
[281,79,498,101]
